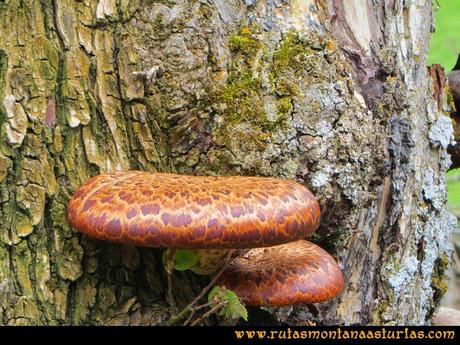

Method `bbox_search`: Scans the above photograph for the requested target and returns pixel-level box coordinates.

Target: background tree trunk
[0,0,456,325]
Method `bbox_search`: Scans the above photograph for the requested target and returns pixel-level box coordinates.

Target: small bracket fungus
[216,240,344,306]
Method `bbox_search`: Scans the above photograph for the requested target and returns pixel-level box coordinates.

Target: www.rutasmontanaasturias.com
[233,327,456,340]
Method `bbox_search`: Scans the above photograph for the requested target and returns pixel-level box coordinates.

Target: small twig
[186,249,236,305]
[194,300,223,311]
[166,249,236,325]
[165,249,176,310]
[183,300,222,326]
[183,308,197,327]
[190,301,228,326]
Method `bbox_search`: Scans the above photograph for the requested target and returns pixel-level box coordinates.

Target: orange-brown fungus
[216,240,344,306]
[67,171,320,248]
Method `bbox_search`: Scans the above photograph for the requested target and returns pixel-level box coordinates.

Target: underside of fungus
[190,248,231,275]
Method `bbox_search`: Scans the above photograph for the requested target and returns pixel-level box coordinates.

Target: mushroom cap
[67,171,320,249]
[216,240,344,306]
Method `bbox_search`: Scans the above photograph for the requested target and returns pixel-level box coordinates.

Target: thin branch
[190,301,228,326]
[165,249,176,309]
[183,300,222,326]
[183,308,197,327]
[166,249,236,325]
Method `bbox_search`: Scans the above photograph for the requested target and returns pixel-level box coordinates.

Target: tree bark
[0,0,456,325]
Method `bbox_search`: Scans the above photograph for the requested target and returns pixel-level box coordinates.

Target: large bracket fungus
[67,171,319,248]
[67,170,344,319]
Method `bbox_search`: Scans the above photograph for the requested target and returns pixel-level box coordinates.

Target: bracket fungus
[216,240,344,306]
[67,170,343,315]
[67,171,320,248]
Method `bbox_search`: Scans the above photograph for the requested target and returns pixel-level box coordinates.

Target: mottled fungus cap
[67,171,320,249]
[216,240,344,306]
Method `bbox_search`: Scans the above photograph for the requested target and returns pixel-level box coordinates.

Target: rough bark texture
[0,0,457,325]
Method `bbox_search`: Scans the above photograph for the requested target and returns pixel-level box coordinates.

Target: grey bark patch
[429,115,455,148]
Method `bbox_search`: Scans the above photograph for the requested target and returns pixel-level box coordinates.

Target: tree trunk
[0,0,456,326]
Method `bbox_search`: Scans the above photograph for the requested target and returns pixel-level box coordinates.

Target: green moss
[207,28,342,171]
[275,78,300,97]
[431,276,448,295]
[430,254,450,309]
[228,27,261,55]
[14,296,41,322]
[270,31,340,97]
[229,33,259,53]
[218,30,319,131]
[275,97,293,117]
[212,125,270,152]
[269,32,315,96]
[272,32,311,70]
[0,153,11,182]
[439,253,450,269]
[216,27,277,132]
[221,71,266,126]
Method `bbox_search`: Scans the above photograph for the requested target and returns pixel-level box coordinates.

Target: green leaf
[208,286,222,302]
[223,289,239,301]
[222,300,248,321]
[208,286,248,321]
[172,249,199,271]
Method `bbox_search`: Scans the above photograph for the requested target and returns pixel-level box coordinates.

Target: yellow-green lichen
[431,254,450,303]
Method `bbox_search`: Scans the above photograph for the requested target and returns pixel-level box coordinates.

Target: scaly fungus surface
[67,170,320,249]
[216,240,344,306]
